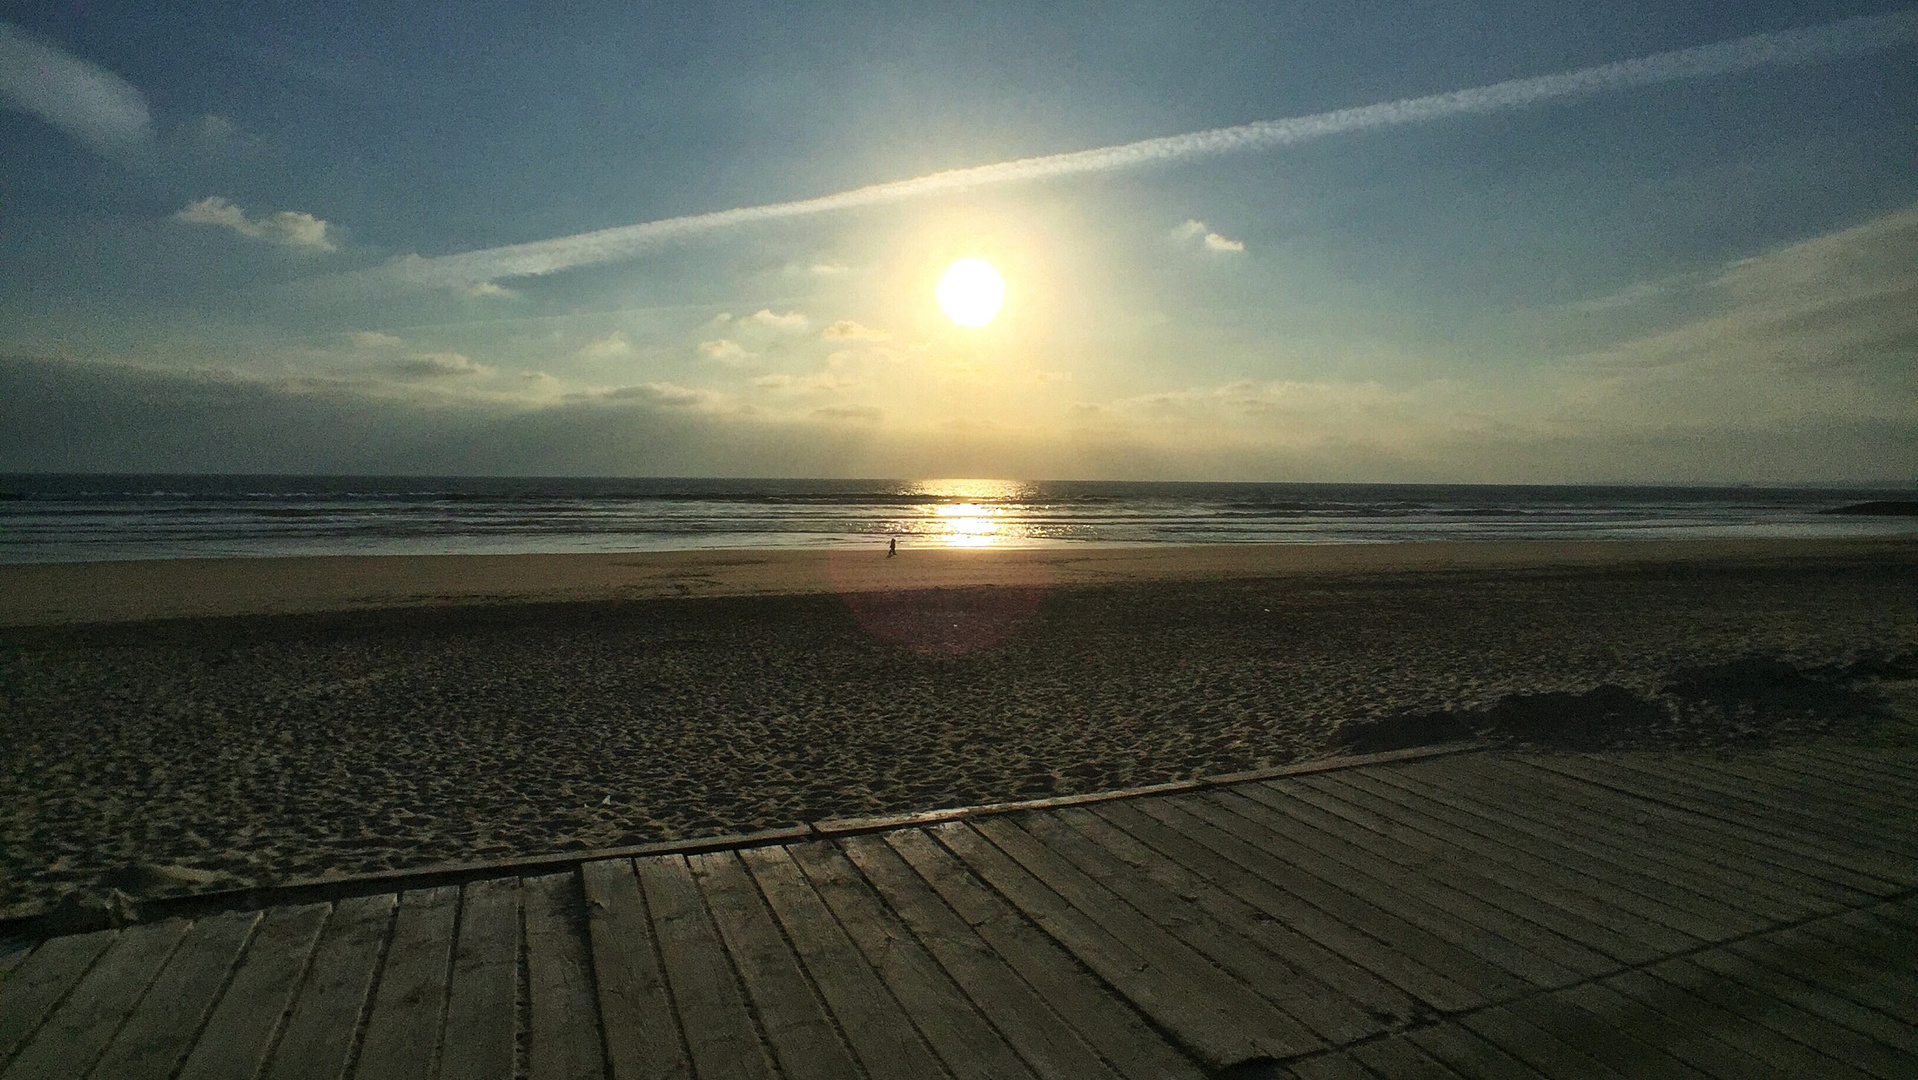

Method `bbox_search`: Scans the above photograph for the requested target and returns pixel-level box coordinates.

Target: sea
[0,475,1913,564]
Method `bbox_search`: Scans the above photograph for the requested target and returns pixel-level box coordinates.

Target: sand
[3,537,1916,921]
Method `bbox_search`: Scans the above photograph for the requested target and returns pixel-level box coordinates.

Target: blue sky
[2,1,1914,482]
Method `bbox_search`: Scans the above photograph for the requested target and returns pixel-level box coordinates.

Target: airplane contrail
[395,9,1916,288]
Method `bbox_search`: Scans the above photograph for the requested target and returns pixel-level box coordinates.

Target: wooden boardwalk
[3,742,1915,1079]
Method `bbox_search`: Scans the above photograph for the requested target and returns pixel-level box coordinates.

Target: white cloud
[349,331,403,350]
[175,197,337,252]
[388,352,486,379]
[809,262,850,275]
[465,280,518,299]
[821,320,889,341]
[698,338,750,363]
[579,332,634,359]
[743,308,809,333]
[813,404,883,423]
[0,21,151,157]
[1174,218,1244,252]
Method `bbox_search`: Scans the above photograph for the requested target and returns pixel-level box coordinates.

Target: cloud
[742,308,809,333]
[388,352,486,379]
[597,381,713,409]
[1203,232,1245,253]
[821,320,889,341]
[1174,219,1244,252]
[813,404,883,423]
[809,262,850,275]
[465,280,518,299]
[579,332,634,359]
[1173,220,1207,241]
[175,197,337,252]
[349,331,403,350]
[698,338,750,362]
[385,10,1918,287]
[0,20,151,158]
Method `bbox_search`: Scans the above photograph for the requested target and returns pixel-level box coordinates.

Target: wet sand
[3,538,1916,920]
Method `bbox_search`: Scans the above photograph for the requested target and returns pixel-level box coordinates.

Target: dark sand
[3,539,1916,920]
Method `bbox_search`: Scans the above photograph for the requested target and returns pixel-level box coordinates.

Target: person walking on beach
[887,536,897,557]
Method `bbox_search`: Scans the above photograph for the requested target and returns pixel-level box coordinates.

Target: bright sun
[936,258,1005,327]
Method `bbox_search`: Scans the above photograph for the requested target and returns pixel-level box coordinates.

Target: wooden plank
[1217,785,1605,982]
[1494,756,1891,903]
[1347,1035,1467,1079]
[0,920,186,1080]
[1605,968,1874,1080]
[262,893,395,1080]
[1091,798,1477,1015]
[838,833,1151,1080]
[1304,772,1693,961]
[737,845,955,1080]
[1800,745,1918,784]
[1657,955,1915,1080]
[876,829,1204,1080]
[968,815,1333,1052]
[1550,980,1779,1080]
[1152,795,1530,1001]
[1053,804,1425,1030]
[1457,1005,1628,1080]
[355,886,459,1080]
[1283,1052,1375,1080]
[0,946,29,981]
[1368,763,1764,938]
[1734,925,1918,1031]
[1288,774,1664,966]
[580,859,690,1080]
[1607,752,1914,843]
[1547,756,1912,885]
[936,816,1309,1068]
[0,930,114,1064]
[1499,985,1713,1080]
[1404,1021,1552,1080]
[1681,758,1918,844]
[1774,915,1918,1026]
[785,841,1040,1080]
[635,854,775,1080]
[178,903,332,1080]
[1758,750,1918,807]
[1397,757,1804,924]
[524,872,606,1080]
[689,851,859,1080]
[86,911,258,1080]
[437,880,519,1080]
[1017,809,1384,1045]
[1690,944,1918,1059]
[1467,757,1861,915]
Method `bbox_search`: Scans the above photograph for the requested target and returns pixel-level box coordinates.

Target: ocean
[0,475,1912,564]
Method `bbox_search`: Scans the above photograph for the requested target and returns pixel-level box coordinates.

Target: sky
[1,1,1914,483]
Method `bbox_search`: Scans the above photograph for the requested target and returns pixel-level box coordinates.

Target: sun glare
[936,258,1005,327]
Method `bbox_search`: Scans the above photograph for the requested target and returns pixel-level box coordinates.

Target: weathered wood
[0,945,30,981]
[1691,944,1918,1058]
[938,816,1308,1068]
[1755,751,1918,810]
[875,829,1203,1080]
[1371,762,1763,938]
[0,929,113,1064]
[1347,1035,1467,1079]
[580,859,690,1080]
[86,911,258,1080]
[1016,809,1383,1046]
[1494,756,1887,904]
[1053,804,1423,1030]
[1551,980,1777,1080]
[263,893,396,1080]
[1283,1052,1375,1080]
[1305,772,1692,960]
[1155,794,1528,1001]
[1092,798,1476,1014]
[1284,771,1659,966]
[1213,785,1597,985]
[438,879,518,1080]
[689,851,859,1080]
[1659,954,1914,1080]
[1800,745,1918,784]
[636,854,775,1080]
[1606,967,1874,1080]
[355,886,460,1080]
[1499,983,1712,1080]
[1465,757,1857,916]
[1703,754,1918,819]
[1732,927,1918,1032]
[1457,1005,1628,1080]
[178,903,331,1080]
[0,920,185,1080]
[524,872,605,1080]
[1403,1020,1548,1080]
[838,833,1148,1080]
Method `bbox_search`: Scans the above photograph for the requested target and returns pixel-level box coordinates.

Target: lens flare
[936,258,1005,327]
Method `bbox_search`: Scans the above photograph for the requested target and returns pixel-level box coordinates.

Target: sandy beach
[3,538,1916,921]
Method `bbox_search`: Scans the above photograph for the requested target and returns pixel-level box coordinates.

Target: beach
[3,538,1916,921]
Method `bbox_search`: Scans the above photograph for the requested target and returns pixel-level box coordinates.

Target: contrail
[397,9,1915,287]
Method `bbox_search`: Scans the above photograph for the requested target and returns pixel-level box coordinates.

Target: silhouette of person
[887,536,897,558]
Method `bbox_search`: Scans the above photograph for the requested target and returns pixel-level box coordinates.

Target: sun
[936,258,1005,327]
